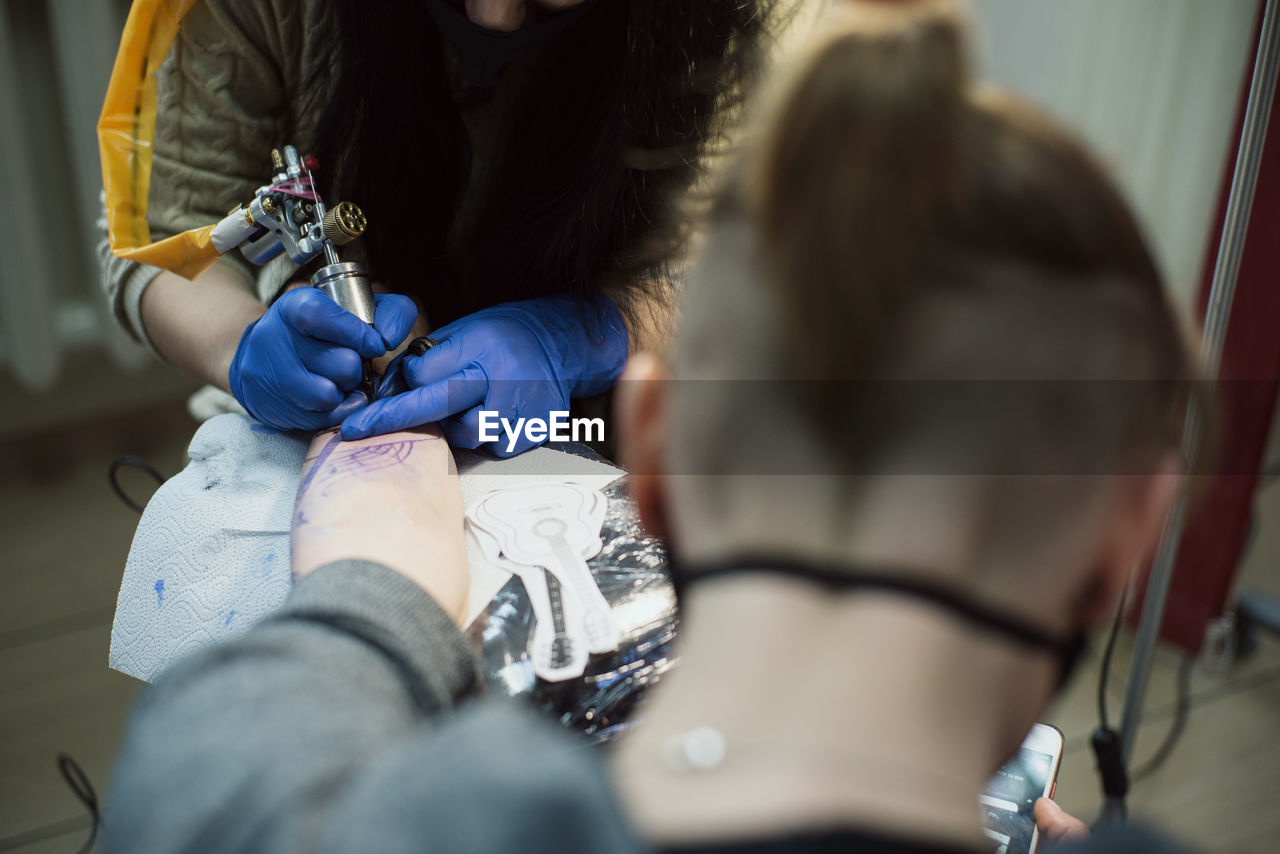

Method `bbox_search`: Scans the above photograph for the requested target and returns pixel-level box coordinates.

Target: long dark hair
[308,1,780,329]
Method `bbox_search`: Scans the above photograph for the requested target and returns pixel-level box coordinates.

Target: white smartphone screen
[979,723,1064,854]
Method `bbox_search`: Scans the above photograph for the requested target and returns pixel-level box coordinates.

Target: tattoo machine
[208,144,379,397]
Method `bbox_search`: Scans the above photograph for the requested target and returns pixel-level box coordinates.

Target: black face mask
[422,0,600,89]
[671,556,1089,697]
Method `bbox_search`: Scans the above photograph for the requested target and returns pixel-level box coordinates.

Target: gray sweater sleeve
[104,560,644,854]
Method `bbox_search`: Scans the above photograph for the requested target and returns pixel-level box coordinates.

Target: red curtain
[1135,6,1280,652]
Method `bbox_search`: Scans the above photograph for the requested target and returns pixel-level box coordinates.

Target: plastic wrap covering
[99,0,222,279]
[468,478,678,742]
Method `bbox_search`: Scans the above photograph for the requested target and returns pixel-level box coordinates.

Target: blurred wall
[0,0,196,441]
[0,0,139,387]
[971,0,1259,313]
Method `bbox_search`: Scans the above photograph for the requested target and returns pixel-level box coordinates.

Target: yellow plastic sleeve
[97,0,222,281]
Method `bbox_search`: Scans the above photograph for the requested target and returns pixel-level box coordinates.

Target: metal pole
[1117,0,1280,766]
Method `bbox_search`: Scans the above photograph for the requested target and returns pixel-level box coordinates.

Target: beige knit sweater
[97,0,337,355]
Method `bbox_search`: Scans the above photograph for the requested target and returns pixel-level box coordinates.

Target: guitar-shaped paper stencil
[467,483,618,681]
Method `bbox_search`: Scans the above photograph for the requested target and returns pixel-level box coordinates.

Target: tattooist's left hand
[340,295,628,455]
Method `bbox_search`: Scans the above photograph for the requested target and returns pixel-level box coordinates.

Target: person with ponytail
[99,0,783,451]
[104,3,1199,852]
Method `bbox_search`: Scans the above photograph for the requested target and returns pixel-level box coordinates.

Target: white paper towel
[109,414,622,683]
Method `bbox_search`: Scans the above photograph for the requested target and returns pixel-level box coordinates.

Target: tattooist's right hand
[228,287,417,432]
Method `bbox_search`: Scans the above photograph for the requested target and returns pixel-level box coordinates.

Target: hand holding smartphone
[980,723,1065,854]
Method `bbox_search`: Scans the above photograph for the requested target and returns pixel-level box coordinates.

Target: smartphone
[979,723,1065,854]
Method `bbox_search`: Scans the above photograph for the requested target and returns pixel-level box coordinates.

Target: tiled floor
[1,401,1278,853]
[0,399,195,854]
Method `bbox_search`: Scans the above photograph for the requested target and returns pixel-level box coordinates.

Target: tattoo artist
[104,2,1201,852]
[98,0,785,455]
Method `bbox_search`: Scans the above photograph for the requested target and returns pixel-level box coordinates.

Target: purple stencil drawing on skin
[295,430,344,525]
[316,438,436,497]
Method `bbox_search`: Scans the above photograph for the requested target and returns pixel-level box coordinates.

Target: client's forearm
[292,425,468,622]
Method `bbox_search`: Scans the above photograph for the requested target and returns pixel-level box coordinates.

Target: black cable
[56,753,100,854]
[1090,588,1131,825]
[1090,582,1196,820]
[108,456,166,515]
[1129,655,1195,783]
[1101,455,1271,787]
[1096,588,1129,730]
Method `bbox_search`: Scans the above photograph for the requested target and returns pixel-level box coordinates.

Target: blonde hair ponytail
[752,0,969,379]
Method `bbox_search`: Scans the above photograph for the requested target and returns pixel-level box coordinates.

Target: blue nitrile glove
[342,295,628,456]
[229,287,417,432]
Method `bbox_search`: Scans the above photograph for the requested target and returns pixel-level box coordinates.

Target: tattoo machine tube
[312,261,378,398]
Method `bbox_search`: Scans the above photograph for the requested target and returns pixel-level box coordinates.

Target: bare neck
[611,574,1054,849]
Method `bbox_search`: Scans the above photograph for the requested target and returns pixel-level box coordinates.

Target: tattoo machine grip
[311,261,377,398]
